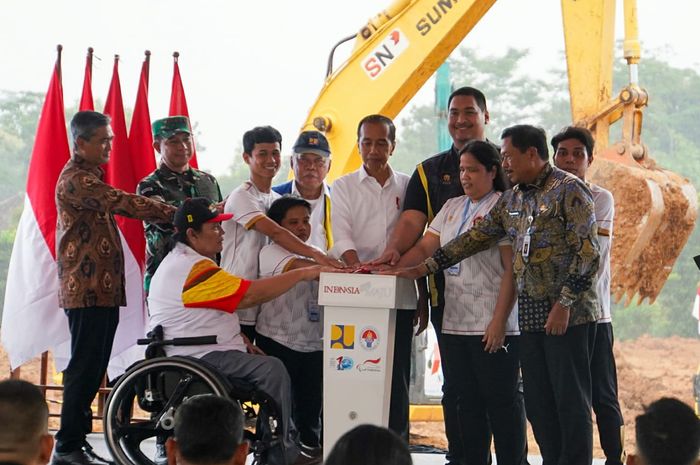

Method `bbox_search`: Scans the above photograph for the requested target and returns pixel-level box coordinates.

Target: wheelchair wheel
[103,356,230,465]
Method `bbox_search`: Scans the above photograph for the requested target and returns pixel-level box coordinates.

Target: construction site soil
[2,335,698,459]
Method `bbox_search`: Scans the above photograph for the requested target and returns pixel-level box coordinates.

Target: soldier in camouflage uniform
[137,116,222,293]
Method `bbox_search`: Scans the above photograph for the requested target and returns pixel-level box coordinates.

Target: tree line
[1,46,699,339]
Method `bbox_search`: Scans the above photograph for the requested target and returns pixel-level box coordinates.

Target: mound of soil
[410,335,700,458]
[2,335,698,457]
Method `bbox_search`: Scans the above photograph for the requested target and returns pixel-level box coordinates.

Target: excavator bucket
[588,144,697,305]
[561,0,698,304]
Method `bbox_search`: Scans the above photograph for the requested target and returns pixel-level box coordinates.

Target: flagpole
[80,47,95,111]
[169,50,198,167]
[56,44,62,79]
[144,50,151,86]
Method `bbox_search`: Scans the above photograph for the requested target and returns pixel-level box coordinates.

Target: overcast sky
[2,0,698,176]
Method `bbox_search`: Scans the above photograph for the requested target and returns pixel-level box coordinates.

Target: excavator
[299,0,697,307]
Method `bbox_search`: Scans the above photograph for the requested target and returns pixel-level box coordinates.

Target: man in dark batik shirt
[393,124,600,465]
[137,116,222,293]
[53,111,175,465]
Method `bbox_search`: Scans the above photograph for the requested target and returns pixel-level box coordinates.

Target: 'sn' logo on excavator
[361,29,409,80]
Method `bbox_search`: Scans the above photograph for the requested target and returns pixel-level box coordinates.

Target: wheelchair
[103,326,282,465]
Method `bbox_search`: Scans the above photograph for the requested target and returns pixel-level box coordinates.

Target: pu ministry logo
[330,324,355,349]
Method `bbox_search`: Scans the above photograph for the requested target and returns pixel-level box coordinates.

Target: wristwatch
[558,294,575,309]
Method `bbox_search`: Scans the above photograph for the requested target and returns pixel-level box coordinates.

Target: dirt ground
[409,335,700,458]
[2,335,699,458]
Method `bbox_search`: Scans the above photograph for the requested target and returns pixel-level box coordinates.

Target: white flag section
[1,50,147,379]
[3,197,148,377]
[107,229,148,378]
[692,284,700,335]
[2,195,69,368]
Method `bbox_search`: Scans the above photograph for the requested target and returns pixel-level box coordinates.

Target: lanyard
[456,191,495,236]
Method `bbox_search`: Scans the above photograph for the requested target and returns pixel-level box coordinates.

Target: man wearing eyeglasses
[273,131,333,252]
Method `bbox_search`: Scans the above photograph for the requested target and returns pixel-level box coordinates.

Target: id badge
[308,301,321,322]
[447,263,460,276]
[521,234,531,261]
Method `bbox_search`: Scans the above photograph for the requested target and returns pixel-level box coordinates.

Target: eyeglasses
[294,155,330,168]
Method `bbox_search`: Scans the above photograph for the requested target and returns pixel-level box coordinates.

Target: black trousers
[591,323,625,465]
[519,323,596,465]
[256,334,323,448]
[240,324,258,344]
[430,304,465,464]
[388,310,415,441]
[55,307,119,453]
[441,334,528,465]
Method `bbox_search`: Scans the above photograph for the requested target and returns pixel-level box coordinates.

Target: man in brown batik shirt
[52,111,175,465]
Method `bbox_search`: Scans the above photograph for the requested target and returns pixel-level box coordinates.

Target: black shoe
[154,443,168,465]
[51,444,113,465]
[299,443,322,459]
[292,450,322,465]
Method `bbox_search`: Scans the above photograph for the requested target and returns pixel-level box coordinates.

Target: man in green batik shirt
[391,124,600,465]
[137,116,222,292]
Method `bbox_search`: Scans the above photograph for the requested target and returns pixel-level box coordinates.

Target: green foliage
[0,91,43,200]
[609,52,700,338]
[215,160,249,196]
[398,46,700,340]
[216,147,293,196]
[396,48,571,171]
[0,227,17,322]
[1,48,699,340]
[394,105,438,174]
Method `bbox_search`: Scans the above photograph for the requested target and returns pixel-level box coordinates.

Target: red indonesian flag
[128,50,157,184]
[100,55,149,376]
[1,46,71,368]
[169,52,198,168]
[79,47,94,111]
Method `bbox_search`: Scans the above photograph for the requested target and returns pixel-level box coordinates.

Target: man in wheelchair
[148,198,329,465]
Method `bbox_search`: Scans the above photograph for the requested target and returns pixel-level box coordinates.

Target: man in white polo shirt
[552,126,624,465]
[273,131,333,252]
[149,197,326,465]
[221,126,340,343]
[256,196,323,455]
[330,114,412,440]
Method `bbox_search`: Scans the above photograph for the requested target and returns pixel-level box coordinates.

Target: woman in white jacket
[392,140,527,465]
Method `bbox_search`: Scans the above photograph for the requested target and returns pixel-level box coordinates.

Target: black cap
[174,198,232,234]
[292,130,331,157]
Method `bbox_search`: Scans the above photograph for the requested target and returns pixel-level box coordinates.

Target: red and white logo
[356,358,382,372]
[361,29,409,80]
[359,326,380,350]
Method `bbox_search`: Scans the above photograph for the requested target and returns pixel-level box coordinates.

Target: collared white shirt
[149,243,248,357]
[428,193,519,335]
[330,165,410,262]
[221,180,280,325]
[291,181,332,252]
[257,243,322,352]
[590,183,614,323]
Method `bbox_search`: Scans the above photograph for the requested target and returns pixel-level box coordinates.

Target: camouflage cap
[152,116,191,140]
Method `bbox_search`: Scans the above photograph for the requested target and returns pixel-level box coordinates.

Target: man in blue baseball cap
[273,130,333,253]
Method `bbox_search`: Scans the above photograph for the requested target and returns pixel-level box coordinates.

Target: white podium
[318,272,416,457]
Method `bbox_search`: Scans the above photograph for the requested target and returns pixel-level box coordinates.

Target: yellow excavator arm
[301,0,497,181]
[302,0,697,304]
[561,0,697,304]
